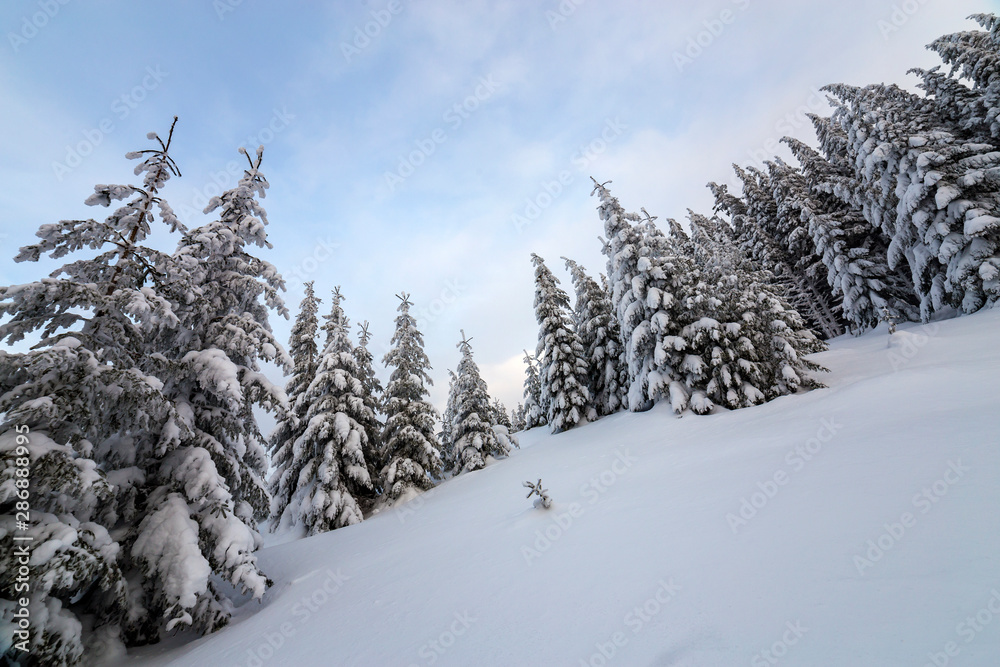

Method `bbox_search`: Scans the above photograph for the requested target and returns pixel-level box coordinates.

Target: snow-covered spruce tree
[520,350,546,429]
[354,321,385,495]
[490,399,519,453]
[510,402,527,432]
[679,212,827,411]
[438,369,459,472]
[269,282,321,525]
[0,121,207,659]
[0,349,132,666]
[592,182,697,412]
[279,287,374,533]
[380,293,442,502]
[711,164,845,339]
[781,137,919,330]
[923,13,1000,141]
[562,257,627,416]
[530,254,591,432]
[452,332,509,473]
[127,145,291,641]
[491,398,513,430]
[823,81,1000,316]
[591,179,660,411]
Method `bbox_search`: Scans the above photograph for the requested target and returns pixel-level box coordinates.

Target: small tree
[520,350,546,429]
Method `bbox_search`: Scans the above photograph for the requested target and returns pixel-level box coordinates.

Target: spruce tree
[711,164,845,339]
[591,179,657,411]
[681,212,827,411]
[453,332,508,473]
[510,402,527,432]
[491,398,513,430]
[822,80,1000,316]
[562,258,626,416]
[131,145,288,640]
[269,282,321,524]
[531,254,591,432]
[354,321,385,496]
[924,13,1000,140]
[380,293,442,502]
[0,121,283,659]
[781,138,919,330]
[275,288,374,534]
[520,351,546,429]
[439,369,460,472]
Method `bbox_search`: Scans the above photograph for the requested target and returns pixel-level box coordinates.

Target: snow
[119,309,1000,666]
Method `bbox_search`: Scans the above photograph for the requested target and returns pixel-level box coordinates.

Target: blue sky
[2,0,996,413]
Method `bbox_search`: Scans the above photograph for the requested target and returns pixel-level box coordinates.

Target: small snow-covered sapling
[523,478,552,509]
[882,307,897,335]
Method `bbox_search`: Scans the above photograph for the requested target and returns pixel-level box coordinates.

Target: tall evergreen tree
[1,121,186,661]
[133,144,289,640]
[711,164,845,339]
[681,212,828,411]
[452,332,508,473]
[923,13,1000,140]
[781,137,919,330]
[439,369,460,471]
[562,258,627,416]
[275,288,374,534]
[531,254,591,432]
[269,282,321,524]
[1,121,287,660]
[380,293,442,502]
[822,80,1000,316]
[354,320,385,496]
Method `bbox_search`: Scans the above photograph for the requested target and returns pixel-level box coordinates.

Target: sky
[2,0,997,415]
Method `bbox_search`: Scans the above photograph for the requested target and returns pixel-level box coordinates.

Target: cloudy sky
[1,0,996,413]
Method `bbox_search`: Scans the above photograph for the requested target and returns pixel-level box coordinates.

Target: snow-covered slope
[122,310,1000,666]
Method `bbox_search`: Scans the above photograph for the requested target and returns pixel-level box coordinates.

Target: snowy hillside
[122,310,1000,667]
